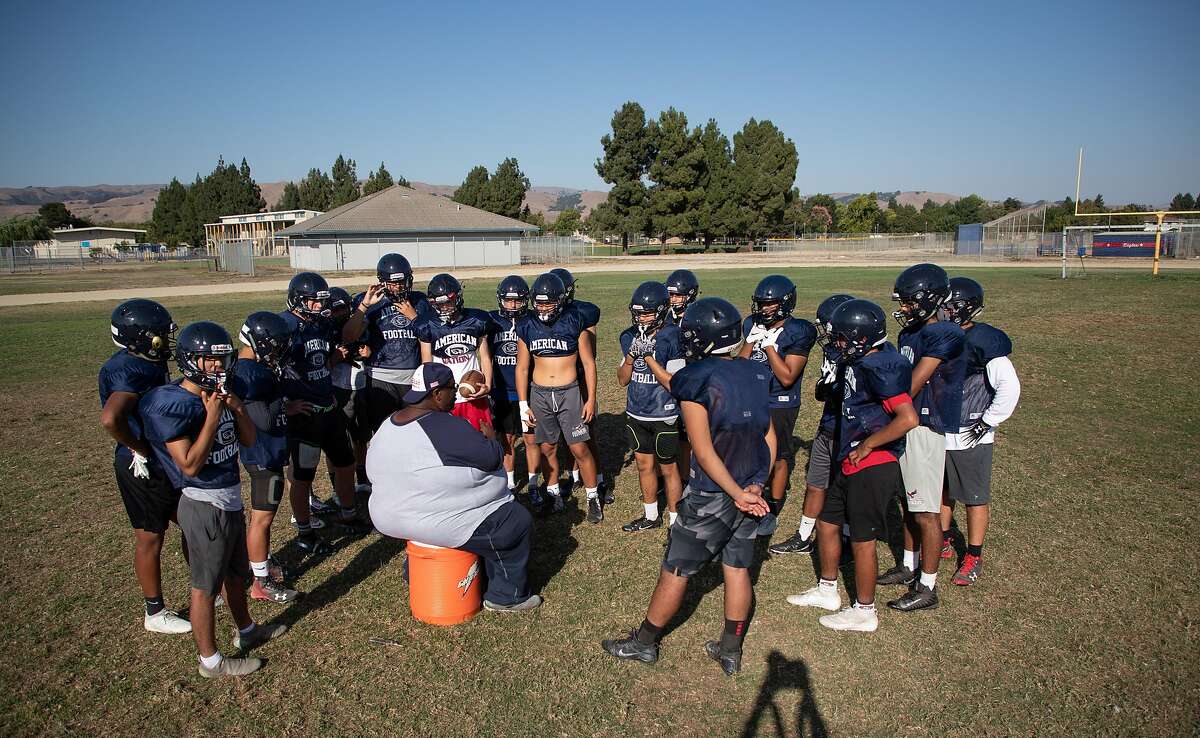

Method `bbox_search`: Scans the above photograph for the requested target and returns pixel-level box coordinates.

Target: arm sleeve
[423,413,503,471]
[982,356,1020,427]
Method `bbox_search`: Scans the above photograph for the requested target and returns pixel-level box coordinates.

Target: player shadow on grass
[739,650,828,738]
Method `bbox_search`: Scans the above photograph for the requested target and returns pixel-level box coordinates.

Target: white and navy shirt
[619,324,686,421]
[417,308,490,403]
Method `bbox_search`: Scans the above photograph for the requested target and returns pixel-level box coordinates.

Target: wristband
[519,401,530,417]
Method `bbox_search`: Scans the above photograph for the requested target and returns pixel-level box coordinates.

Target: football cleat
[291,514,326,530]
[622,515,662,532]
[786,585,841,611]
[601,631,658,664]
[295,534,334,556]
[887,583,939,612]
[144,609,192,634]
[953,554,982,586]
[877,564,916,586]
[198,656,262,678]
[309,495,339,516]
[251,577,300,604]
[769,531,814,555]
[703,640,742,676]
[483,595,544,612]
[940,535,954,559]
[587,497,604,524]
[819,605,879,632]
[549,494,565,514]
[232,622,289,651]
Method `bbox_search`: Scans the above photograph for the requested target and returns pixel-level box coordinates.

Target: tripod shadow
[739,650,828,738]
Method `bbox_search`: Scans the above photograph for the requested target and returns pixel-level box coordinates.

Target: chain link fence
[216,240,256,275]
[1,241,210,272]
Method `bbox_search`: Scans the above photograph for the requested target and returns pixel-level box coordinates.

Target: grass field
[0,258,299,296]
[1,267,1197,737]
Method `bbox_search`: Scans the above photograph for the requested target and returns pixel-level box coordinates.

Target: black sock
[767,495,785,517]
[357,465,369,486]
[720,618,748,652]
[144,596,165,617]
[634,618,662,646]
[967,543,983,557]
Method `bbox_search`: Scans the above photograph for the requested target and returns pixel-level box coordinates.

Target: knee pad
[291,442,322,481]
[251,471,285,511]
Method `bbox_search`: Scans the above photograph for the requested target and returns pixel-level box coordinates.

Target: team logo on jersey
[390,313,410,328]
[751,348,767,362]
[633,357,647,371]
[900,345,915,363]
[311,352,326,368]
[844,368,857,394]
[217,422,237,446]
[443,343,472,357]
[502,340,517,355]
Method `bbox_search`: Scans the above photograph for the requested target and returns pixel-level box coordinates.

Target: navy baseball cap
[403,362,454,404]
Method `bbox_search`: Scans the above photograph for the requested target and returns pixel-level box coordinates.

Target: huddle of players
[601,263,1020,675]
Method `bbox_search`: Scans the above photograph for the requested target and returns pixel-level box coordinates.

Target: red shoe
[940,536,954,559]
[953,554,982,586]
[250,577,300,603]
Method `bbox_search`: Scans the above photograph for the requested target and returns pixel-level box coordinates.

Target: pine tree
[482,158,530,219]
[330,154,360,208]
[151,179,189,244]
[595,102,655,251]
[647,108,705,243]
[730,119,798,240]
[362,162,396,196]
[696,119,738,246]
[275,181,301,211]
[298,168,334,211]
[454,165,490,208]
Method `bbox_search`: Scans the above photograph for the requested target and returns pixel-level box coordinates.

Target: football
[459,369,485,397]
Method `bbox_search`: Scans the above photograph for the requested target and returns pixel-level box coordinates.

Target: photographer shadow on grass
[739,650,828,738]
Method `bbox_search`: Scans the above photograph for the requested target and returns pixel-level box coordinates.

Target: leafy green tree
[298,168,334,211]
[553,208,583,236]
[482,157,530,219]
[151,178,189,244]
[362,162,396,196]
[330,154,360,208]
[731,118,798,239]
[695,120,738,246]
[37,202,90,229]
[804,194,839,233]
[453,165,490,208]
[0,215,52,243]
[275,181,302,211]
[520,207,546,230]
[840,194,883,233]
[647,108,705,242]
[1002,197,1023,212]
[595,101,655,251]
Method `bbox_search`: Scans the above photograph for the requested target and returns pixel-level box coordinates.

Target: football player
[617,281,687,532]
[785,299,917,632]
[940,277,1020,585]
[602,298,775,675]
[140,322,288,677]
[771,294,854,555]
[418,273,494,430]
[515,273,602,521]
[878,263,966,612]
[664,269,700,326]
[738,275,817,536]
[232,311,302,603]
[99,299,191,634]
[328,286,372,495]
[488,276,547,504]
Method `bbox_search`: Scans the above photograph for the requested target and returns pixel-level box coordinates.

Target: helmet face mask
[891,263,950,328]
[427,274,464,325]
[679,297,744,362]
[665,269,699,317]
[943,277,984,326]
[288,272,332,320]
[629,281,669,336]
[176,322,238,392]
[239,311,292,375]
[376,254,413,299]
[549,268,576,303]
[829,299,888,363]
[751,275,797,326]
[496,276,530,319]
[531,273,567,324]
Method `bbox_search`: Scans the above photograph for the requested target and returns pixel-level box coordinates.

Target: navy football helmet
[377,253,413,298]
[891,263,949,328]
[427,273,464,325]
[665,269,700,319]
[496,275,530,319]
[239,311,292,373]
[751,274,797,326]
[549,268,577,303]
[944,277,984,326]
[287,272,331,318]
[110,298,175,363]
[629,281,670,334]
[829,299,888,362]
[176,321,237,391]
[531,273,567,324]
[679,297,743,361]
[815,294,855,346]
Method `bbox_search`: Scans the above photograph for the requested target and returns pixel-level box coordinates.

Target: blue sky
[2,0,1197,204]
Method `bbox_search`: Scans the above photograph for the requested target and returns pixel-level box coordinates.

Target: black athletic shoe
[622,515,662,532]
[887,582,939,612]
[587,496,604,524]
[338,516,374,536]
[601,478,614,506]
[295,534,333,556]
[309,496,339,516]
[703,640,743,676]
[601,631,658,664]
[768,531,814,555]
[877,564,916,586]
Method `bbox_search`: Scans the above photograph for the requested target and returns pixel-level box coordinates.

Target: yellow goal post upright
[1065,148,1200,278]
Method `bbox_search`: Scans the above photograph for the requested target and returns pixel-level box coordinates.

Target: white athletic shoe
[819,605,879,632]
[144,609,192,634]
[786,585,841,611]
[290,514,326,530]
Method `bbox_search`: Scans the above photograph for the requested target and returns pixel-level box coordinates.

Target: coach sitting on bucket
[367,362,542,612]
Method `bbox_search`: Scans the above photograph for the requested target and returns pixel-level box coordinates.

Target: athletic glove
[965,418,994,448]
[745,323,768,346]
[130,452,151,480]
[819,356,839,385]
[633,336,657,358]
[760,326,784,350]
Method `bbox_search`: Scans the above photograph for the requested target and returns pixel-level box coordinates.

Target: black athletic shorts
[334,386,370,443]
[493,396,522,436]
[624,414,679,463]
[819,461,903,543]
[245,464,286,513]
[114,456,181,534]
[662,489,758,576]
[770,406,800,466]
[287,407,355,480]
[361,374,408,438]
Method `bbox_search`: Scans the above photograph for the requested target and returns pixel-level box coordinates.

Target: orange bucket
[406,541,483,625]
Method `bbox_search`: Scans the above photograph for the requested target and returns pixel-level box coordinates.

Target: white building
[204,209,322,256]
[51,226,147,255]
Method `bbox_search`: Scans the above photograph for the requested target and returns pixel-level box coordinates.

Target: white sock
[528,472,538,488]
[798,516,817,540]
[585,486,599,500]
[903,549,918,571]
[546,484,561,497]
[643,503,658,521]
[250,560,269,579]
[668,511,678,526]
[818,578,838,591]
[919,570,937,589]
[239,621,257,636]
[854,600,876,612]
[506,470,516,489]
[199,651,223,670]
[572,469,581,483]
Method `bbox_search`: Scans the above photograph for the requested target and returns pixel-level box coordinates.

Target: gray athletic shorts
[662,489,759,575]
[806,429,835,490]
[898,425,947,514]
[530,381,590,445]
[177,496,252,596]
[945,443,994,505]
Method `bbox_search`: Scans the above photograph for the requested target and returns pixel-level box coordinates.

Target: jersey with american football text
[417,308,490,403]
[671,357,772,492]
[619,324,685,421]
[515,309,585,358]
[363,292,431,373]
[898,319,966,434]
[139,381,241,490]
[279,310,337,405]
[99,350,170,461]
[487,311,521,402]
[959,322,1012,427]
[838,343,912,463]
[740,316,817,409]
[229,358,287,470]
[569,300,600,330]
[817,344,844,435]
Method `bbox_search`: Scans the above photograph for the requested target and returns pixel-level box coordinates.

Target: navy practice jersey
[515,308,586,358]
[898,319,966,434]
[838,343,912,463]
[671,357,772,493]
[487,310,521,402]
[619,324,685,420]
[959,322,1013,427]
[817,344,844,435]
[569,300,600,330]
[229,359,287,470]
[278,310,340,405]
[140,381,241,490]
[416,308,490,390]
[363,292,431,372]
[741,316,817,409]
[98,350,170,460]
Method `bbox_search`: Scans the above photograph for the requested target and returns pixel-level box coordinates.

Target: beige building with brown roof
[278,185,538,271]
